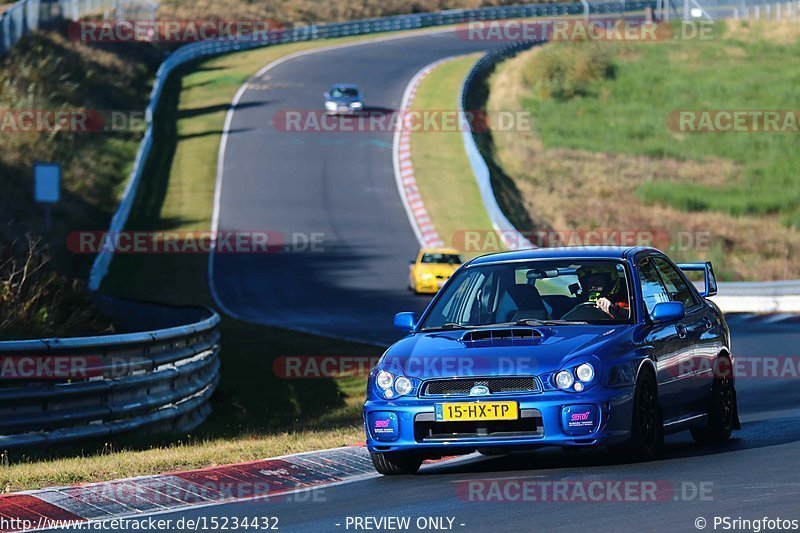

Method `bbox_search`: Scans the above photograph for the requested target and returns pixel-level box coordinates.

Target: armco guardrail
[0,304,220,448]
[88,0,657,291]
[710,281,800,312]
[460,39,544,251]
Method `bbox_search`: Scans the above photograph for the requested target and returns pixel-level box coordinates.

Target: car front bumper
[324,105,363,115]
[363,386,635,455]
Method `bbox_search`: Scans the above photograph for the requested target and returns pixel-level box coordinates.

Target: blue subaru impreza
[364,246,740,475]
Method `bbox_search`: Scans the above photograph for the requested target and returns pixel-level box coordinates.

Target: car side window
[653,258,698,309]
[638,258,670,316]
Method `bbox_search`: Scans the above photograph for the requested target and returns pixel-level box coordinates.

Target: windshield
[420,259,632,329]
[421,253,462,265]
[330,87,359,98]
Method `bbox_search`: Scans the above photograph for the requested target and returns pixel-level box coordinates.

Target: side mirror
[393,312,419,333]
[650,301,685,324]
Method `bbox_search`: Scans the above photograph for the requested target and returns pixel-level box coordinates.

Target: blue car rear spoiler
[677,262,718,298]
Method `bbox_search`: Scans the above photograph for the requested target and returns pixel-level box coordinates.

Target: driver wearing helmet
[576,265,630,319]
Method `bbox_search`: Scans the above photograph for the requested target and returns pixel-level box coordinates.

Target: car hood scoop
[460,327,543,345]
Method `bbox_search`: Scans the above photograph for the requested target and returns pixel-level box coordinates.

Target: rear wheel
[370,452,422,475]
[691,358,735,445]
[628,369,664,459]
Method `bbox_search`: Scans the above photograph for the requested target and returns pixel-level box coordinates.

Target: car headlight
[373,369,416,399]
[395,377,412,396]
[324,101,337,110]
[549,358,601,392]
[576,363,595,383]
[420,273,434,280]
[351,101,363,108]
[376,370,394,390]
[555,370,574,390]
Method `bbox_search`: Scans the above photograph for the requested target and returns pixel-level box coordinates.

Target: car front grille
[421,376,540,397]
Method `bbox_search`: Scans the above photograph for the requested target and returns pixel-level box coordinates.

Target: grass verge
[0,25,161,338]
[409,55,500,258]
[157,0,549,25]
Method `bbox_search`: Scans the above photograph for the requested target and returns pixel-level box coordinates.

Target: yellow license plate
[435,401,518,422]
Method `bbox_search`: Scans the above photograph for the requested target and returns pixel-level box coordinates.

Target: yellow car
[408,248,463,294]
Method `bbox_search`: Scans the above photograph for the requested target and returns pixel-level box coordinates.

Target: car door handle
[676,324,688,339]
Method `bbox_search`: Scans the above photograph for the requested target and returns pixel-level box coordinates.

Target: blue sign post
[34,162,61,230]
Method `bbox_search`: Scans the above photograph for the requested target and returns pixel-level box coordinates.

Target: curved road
[196,28,800,532]
[211,30,496,344]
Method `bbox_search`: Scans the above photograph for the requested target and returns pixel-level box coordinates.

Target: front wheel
[691,361,736,445]
[628,369,664,460]
[370,452,422,475]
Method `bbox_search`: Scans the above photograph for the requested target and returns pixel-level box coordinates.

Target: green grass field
[516,23,800,228]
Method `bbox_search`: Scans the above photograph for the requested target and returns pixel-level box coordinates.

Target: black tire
[370,452,423,475]
[629,369,664,460]
[691,358,736,445]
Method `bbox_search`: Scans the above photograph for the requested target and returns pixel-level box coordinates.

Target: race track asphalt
[210,29,498,344]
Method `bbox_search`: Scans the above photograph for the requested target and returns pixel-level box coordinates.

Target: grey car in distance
[324,84,364,114]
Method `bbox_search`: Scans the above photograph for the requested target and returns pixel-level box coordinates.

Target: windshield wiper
[422,319,590,332]
[421,322,468,331]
